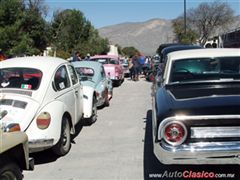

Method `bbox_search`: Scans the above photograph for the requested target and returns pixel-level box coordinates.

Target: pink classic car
[90,55,124,86]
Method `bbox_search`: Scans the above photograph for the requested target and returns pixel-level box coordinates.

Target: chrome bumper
[154,141,240,164]
[29,139,54,153]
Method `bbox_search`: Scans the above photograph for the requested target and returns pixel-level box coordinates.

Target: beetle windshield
[170,57,240,83]
[0,68,42,90]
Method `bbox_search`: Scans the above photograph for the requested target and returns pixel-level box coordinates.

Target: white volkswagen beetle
[0,56,94,156]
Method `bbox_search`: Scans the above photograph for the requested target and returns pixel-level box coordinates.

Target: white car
[0,56,94,156]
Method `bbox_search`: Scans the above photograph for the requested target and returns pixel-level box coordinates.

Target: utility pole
[184,0,187,34]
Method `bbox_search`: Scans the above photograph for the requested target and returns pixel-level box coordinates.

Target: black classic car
[152,48,240,164]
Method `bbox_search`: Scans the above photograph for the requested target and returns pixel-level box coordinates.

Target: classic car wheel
[0,161,22,180]
[86,96,97,125]
[104,89,110,107]
[52,118,71,156]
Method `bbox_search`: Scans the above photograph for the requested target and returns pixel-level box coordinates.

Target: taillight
[5,123,21,132]
[36,112,51,129]
[162,121,187,146]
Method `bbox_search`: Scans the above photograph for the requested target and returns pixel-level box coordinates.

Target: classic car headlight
[161,121,187,146]
[36,112,51,130]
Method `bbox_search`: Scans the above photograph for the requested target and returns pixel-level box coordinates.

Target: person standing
[85,53,91,60]
[138,53,145,75]
[72,51,81,62]
[128,56,134,80]
[132,55,140,81]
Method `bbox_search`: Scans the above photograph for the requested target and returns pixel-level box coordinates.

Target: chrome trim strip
[0,89,32,96]
[154,141,240,164]
[191,126,240,138]
[163,141,240,152]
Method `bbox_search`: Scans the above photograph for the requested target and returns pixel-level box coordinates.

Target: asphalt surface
[24,77,152,180]
[24,77,240,180]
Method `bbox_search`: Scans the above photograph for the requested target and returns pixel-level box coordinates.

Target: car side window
[54,66,70,91]
[68,65,79,85]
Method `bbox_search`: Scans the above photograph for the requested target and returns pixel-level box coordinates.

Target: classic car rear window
[75,67,94,77]
[0,68,42,90]
[91,58,118,65]
[170,57,240,83]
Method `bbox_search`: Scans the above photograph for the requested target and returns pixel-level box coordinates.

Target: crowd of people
[128,53,150,81]
[70,51,151,82]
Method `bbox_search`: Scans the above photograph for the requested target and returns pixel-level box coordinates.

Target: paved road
[24,78,152,180]
[24,78,240,180]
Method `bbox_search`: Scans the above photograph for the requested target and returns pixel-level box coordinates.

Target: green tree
[0,0,48,56]
[172,17,198,44]
[50,9,109,58]
[122,46,139,57]
[172,1,235,46]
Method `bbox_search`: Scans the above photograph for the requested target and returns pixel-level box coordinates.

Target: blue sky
[45,0,240,28]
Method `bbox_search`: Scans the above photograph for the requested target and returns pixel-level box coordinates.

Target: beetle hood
[0,94,40,131]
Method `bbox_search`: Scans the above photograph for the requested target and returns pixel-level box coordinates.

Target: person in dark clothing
[138,54,145,75]
[72,51,81,62]
[128,56,134,80]
[132,55,140,81]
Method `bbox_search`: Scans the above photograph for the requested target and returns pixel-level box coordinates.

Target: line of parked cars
[0,54,125,179]
[151,44,240,165]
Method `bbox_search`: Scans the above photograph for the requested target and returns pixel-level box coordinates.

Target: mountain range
[98,17,240,55]
[98,18,174,55]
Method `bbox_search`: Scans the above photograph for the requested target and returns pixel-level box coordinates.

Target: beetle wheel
[85,96,97,125]
[104,89,110,107]
[0,161,22,180]
[52,118,71,156]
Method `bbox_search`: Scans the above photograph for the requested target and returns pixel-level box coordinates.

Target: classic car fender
[26,100,72,151]
[0,131,28,153]
[152,88,174,144]
[0,130,33,170]
[82,86,95,118]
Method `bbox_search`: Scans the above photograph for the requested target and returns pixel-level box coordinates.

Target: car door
[100,66,108,97]
[53,65,76,122]
[67,65,83,124]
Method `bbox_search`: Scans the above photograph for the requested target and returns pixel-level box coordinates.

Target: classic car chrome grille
[191,126,240,139]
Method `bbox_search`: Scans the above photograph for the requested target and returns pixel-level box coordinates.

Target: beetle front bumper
[154,141,240,164]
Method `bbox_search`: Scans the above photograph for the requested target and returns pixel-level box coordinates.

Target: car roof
[71,61,102,69]
[157,43,181,54]
[161,45,202,55]
[0,56,68,71]
[91,55,119,60]
[168,48,240,61]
